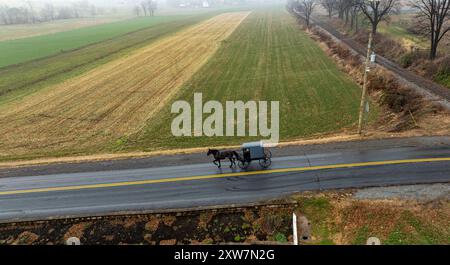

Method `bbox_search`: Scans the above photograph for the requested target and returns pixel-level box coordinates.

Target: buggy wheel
[259,158,272,169]
[264,149,272,159]
[238,160,250,170]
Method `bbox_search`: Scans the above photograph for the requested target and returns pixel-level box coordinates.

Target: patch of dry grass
[293,191,450,245]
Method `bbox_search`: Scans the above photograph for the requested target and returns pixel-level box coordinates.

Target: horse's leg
[218,159,221,169]
[229,157,234,168]
[230,156,237,168]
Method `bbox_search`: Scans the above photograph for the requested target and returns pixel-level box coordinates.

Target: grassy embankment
[378,14,428,48]
[378,17,450,88]
[293,193,450,245]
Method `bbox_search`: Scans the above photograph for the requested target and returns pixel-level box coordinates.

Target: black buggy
[237,142,272,170]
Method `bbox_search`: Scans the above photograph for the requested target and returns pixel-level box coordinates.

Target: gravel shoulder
[354,183,450,201]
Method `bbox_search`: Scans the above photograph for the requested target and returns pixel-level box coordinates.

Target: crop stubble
[0,12,251,156]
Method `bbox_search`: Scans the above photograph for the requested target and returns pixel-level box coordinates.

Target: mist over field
[1,0,162,8]
[0,0,283,26]
[0,0,278,8]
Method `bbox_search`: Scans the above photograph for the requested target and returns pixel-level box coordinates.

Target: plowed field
[0,12,250,158]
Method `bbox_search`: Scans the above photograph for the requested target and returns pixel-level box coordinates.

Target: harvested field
[0,15,197,67]
[0,13,216,107]
[0,12,250,158]
[133,9,365,150]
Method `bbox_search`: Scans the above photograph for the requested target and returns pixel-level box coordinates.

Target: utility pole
[357,32,373,135]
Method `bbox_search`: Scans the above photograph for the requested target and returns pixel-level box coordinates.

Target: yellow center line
[0,157,449,196]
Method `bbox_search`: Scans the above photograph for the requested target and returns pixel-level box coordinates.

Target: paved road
[0,136,449,222]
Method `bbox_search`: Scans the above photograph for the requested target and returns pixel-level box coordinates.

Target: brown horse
[207,149,239,168]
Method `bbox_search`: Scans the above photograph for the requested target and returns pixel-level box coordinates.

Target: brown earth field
[0,190,448,245]
[0,12,250,158]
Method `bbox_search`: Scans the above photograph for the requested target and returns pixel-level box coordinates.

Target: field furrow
[133,9,368,150]
[0,12,251,157]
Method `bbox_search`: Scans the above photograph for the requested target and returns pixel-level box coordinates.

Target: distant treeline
[133,1,158,16]
[0,1,107,25]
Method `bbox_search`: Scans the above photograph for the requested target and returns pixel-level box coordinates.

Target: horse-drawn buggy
[207,141,272,170]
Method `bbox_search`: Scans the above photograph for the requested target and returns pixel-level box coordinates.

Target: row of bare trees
[413,0,450,59]
[133,1,158,17]
[317,0,399,34]
[291,0,449,60]
[0,1,99,25]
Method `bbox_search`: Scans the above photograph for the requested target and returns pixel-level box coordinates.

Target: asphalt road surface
[0,136,449,222]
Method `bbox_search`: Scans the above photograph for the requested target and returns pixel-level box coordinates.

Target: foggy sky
[0,0,167,8]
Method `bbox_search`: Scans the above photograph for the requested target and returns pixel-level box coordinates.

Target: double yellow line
[0,157,449,196]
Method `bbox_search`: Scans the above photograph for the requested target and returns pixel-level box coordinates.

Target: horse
[207,149,239,169]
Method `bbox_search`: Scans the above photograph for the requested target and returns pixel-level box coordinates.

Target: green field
[0,8,373,161]
[0,15,202,68]
[379,24,427,46]
[378,17,428,48]
[126,9,370,151]
[0,13,218,107]
[0,15,135,42]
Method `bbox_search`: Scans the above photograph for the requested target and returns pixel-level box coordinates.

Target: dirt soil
[0,203,296,245]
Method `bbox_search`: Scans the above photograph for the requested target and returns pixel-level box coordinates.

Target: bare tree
[90,5,97,17]
[0,5,9,24]
[41,3,55,21]
[57,6,75,20]
[141,0,157,16]
[412,0,450,60]
[336,0,348,19]
[141,1,148,16]
[359,0,399,35]
[72,6,80,18]
[349,0,361,30]
[134,6,141,16]
[296,0,317,28]
[5,7,29,24]
[321,0,336,18]
[336,0,359,25]
[148,0,157,16]
[25,0,36,24]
